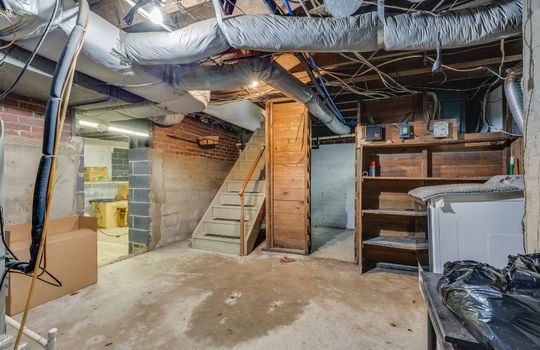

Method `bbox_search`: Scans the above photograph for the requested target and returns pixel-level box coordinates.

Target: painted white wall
[482,86,504,132]
[311,143,355,229]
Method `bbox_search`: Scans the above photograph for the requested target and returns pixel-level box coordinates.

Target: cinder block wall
[112,148,129,181]
[129,148,152,254]
[149,117,239,248]
[0,94,83,224]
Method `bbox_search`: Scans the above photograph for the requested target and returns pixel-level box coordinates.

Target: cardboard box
[5,216,97,315]
[91,199,128,228]
[84,167,109,182]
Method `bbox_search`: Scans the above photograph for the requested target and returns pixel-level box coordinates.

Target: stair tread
[220,191,265,197]
[221,192,265,196]
[200,233,240,240]
[205,218,249,224]
[193,128,265,255]
[210,216,250,222]
[228,180,265,183]
[213,205,255,209]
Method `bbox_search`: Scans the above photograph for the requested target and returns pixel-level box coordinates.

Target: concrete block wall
[129,148,152,254]
[112,148,129,181]
[0,93,82,224]
[311,142,355,229]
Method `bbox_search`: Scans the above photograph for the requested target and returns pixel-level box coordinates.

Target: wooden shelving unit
[355,121,514,272]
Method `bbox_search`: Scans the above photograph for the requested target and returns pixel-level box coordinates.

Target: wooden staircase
[191,128,266,255]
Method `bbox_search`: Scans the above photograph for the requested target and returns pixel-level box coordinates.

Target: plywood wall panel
[266,100,311,254]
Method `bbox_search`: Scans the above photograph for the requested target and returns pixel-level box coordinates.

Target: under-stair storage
[192,128,266,255]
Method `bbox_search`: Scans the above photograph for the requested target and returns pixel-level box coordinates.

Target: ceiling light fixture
[78,120,149,138]
[109,126,149,138]
[149,6,163,24]
[123,0,172,32]
[78,120,99,128]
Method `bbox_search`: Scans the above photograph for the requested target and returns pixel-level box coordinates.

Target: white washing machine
[410,176,525,273]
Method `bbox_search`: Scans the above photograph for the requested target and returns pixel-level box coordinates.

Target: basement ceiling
[0,0,523,137]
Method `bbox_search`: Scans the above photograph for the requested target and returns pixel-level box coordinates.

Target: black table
[419,270,484,350]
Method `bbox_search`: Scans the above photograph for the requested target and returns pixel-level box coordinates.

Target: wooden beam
[327,54,522,85]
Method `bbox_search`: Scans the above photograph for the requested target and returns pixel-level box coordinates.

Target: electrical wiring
[0,206,18,260]
[327,54,425,80]
[0,205,62,298]
[99,228,128,237]
[298,0,310,16]
[424,56,506,79]
[282,0,294,15]
[0,0,59,101]
[281,0,354,125]
[439,37,520,58]
[0,9,16,50]
[499,38,505,77]
[350,52,419,95]
[318,70,394,99]
[363,0,436,15]
[13,2,89,347]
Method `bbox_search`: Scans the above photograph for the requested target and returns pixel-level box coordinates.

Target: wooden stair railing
[238,144,265,256]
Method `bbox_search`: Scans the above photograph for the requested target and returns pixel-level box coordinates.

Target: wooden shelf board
[362,176,490,181]
[362,209,426,217]
[361,133,515,148]
[363,237,428,251]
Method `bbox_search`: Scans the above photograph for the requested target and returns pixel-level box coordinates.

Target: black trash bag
[438,256,540,350]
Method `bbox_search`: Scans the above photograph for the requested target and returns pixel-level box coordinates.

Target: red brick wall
[152,116,239,162]
[0,93,73,140]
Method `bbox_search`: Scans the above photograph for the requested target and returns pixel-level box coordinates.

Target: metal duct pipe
[1,0,523,134]
[383,0,522,50]
[2,4,209,116]
[123,0,520,64]
[504,63,524,133]
[174,57,351,134]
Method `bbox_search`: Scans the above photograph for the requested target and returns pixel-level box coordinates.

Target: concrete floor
[311,226,355,263]
[12,240,427,350]
[97,227,129,267]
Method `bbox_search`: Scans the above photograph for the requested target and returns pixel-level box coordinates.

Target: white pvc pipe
[5,316,56,349]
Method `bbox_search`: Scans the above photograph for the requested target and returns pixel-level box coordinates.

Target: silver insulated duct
[174,57,351,135]
[382,0,522,50]
[0,0,523,134]
[504,64,524,133]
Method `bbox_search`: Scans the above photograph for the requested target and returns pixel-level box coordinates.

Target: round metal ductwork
[325,0,364,17]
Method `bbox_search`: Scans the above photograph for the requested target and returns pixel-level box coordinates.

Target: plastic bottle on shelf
[369,160,376,177]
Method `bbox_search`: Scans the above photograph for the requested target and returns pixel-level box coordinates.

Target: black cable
[1,267,62,288]
[123,0,153,25]
[0,0,59,101]
[0,265,11,289]
[0,206,18,260]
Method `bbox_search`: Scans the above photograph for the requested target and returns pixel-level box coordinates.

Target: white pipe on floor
[5,316,56,350]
